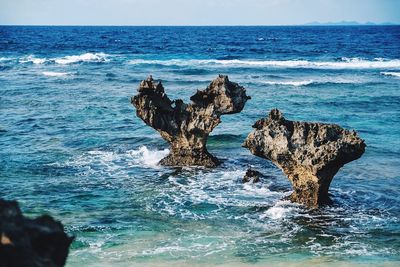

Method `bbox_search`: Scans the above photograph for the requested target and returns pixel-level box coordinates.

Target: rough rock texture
[132,75,250,167]
[243,109,366,208]
[0,199,73,267]
[243,168,261,183]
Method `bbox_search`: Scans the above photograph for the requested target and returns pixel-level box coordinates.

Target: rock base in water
[132,75,250,167]
[159,148,219,167]
[0,199,73,267]
[242,168,262,183]
[243,109,366,208]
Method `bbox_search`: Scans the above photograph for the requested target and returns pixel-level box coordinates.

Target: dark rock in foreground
[243,168,262,183]
[132,75,250,167]
[0,199,73,267]
[243,109,366,208]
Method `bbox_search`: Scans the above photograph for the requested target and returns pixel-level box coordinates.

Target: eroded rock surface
[132,75,250,167]
[0,199,73,267]
[242,168,261,183]
[243,109,366,208]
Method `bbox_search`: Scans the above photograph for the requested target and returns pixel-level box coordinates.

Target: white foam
[42,71,70,77]
[19,55,46,64]
[59,146,169,173]
[128,58,400,69]
[0,57,13,62]
[128,146,169,167]
[141,245,187,255]
[381,71,400,77]
[242,183,279,196]
[54,52,109,64]
[264,207,287,220]
[261,200,295,220]
[261,77,367,86]
[262,80,314,86]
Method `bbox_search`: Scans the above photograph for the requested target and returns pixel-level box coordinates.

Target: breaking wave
[127,146,169,167]
[42,71,72,77]
[262,80,314,86]
[54,52,109,64]
[261,78,366,86]
[57,146,170,173]
[128,58,400,69]
[19,55,47,64]
[260,200,297,220]
[0,57,14,62]
[17,53,110,65]
[12,54,400,69]
[381,71,400,77]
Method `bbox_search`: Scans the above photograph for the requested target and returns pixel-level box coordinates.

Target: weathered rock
[243,168,261,183]
[0,199,73,267]
[132,75,250,167]
[243,109,366,208]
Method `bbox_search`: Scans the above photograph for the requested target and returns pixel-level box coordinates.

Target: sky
[0,0,399,26]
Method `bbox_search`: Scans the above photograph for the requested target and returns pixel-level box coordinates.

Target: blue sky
[0,0,399,25]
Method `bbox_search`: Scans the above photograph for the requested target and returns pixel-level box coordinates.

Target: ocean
[0,26,399,266]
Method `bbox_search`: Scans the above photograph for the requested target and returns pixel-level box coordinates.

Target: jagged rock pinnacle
[243,109,366,208]
[132,75,250,167]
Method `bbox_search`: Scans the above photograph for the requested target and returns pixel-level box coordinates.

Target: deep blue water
[1,26,400,266]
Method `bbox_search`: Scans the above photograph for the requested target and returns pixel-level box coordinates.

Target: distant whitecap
[381,71,400,77]
[42,71,71,77]
[128,58,400,69]
[262,80,314,86]
[19,55,46,64]
[54,52,109,64]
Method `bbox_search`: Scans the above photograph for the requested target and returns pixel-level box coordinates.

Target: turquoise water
[0,26,399,266]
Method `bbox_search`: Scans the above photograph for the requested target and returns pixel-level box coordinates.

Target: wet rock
[132,75,250,167]
[0,199,73,267]
[243,109,366,208]
[243,168,262,183]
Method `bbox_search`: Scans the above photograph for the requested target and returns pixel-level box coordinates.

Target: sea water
[0,26,399,266]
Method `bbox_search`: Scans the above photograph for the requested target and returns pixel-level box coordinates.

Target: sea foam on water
[54,52,109,64]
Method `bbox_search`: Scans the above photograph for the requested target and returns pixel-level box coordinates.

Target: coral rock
[0,199,73,267]
[243,109,366,208]
[242,168,262,183]
[132,75,250,167]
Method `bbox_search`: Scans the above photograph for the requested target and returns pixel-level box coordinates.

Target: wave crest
[127,146,169,167]
[262,80,314,86]
[261,78,366,87]
[17,53,110,65]
[58,146,169,173]
[381,71,400,77]
[42,71,71,77]
[54,53,109,64]
[260,200,297,220]
[19,55,46,64]
[128,58,400,69]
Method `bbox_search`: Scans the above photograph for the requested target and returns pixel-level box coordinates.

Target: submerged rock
[0,199,73,267]
[243,168,262,183]
[132,75,250,167]
[243,109,366,208]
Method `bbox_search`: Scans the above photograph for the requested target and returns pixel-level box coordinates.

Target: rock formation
[0,199,73,266]
[242,168,261,183]
[243,109,366,208]
[132,75,250,167]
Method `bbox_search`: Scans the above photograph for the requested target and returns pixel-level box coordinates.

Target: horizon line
[1,24,399,27]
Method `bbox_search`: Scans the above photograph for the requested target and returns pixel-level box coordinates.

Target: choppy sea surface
[0,26,400,266]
